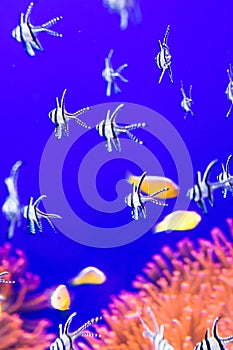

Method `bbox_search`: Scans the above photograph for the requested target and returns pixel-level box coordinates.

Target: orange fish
[50,284,70,311]
[70,267,106,286]
[154,210,201,233]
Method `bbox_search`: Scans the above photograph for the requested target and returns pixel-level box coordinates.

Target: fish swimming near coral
[50,312,102,349]
[70,267,106,286]
[194,317,233,350]
[140,307,174,350]
[96,104,145,152]
[102,50,128,97]
[2,160,23,239]
[127,174,179,199]
[217,155,233,198]
[156,25,173,83]
[180,81,194,119]
[22,195,61,234]
[125,171,168,220]
[50,285,70,311]
[12,2,63,57]
[48,89,91,140]
[0,271,15,284]
[225,64,233,118]
[154,210,202,233]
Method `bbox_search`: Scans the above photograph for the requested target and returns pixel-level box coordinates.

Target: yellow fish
[70,267,106,286]
[154,210,201,233]
[127,174,179,199]
[50,284,70,311]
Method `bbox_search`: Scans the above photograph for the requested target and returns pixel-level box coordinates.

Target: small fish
[225,64,233,118]
[187,159,218,214]
[127,174,179,199]
[2,161,22,239]
[48,89,91,140]
[50,285,70,311]
[194,317,233,350]
[70,267,106,286]
[156,25,173,84]
[125,171,168,220]
[102,50,128,97]
[96,104,145,152]
[0,271,15,284]
[217,155,233,198]
[180,81,194,119]
[22,195,61,234]
[12,2,63,57]
[50,312,102,349]
[154,210,202,233]
[140,307,174,350]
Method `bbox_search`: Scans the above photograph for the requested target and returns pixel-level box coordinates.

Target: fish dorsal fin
[202,160,218,185]
[56,97,60,109]
[226,155,232,175]
[33,195,47,208]
[25,2,34,23]
[137,172,147,194]
[64,312,77,336]
[163,25,170,44]
[189,85,192,99]
[110,104,124,122]
[61,89,67,112]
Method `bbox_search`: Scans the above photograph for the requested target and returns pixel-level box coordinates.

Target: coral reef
[78,218,233,350]
[0,243,54,349]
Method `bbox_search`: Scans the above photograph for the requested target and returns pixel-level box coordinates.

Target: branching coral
[0,243,54,349]
[78,218,233,350]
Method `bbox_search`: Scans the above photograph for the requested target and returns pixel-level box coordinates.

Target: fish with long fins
[70,267,106,286]
[127,174,179,199]
[154,210,202,233]
[50,285,71,311]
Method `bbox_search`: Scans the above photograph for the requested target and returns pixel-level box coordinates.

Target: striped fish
[187,159,218,214]
[225,64,233,118]
[181,81,194,119]
[194,317,233,350]
[50,312,102,350]
[96,104,145,152]
[125,172,168,220]
[217,155,233,198]
[12,2,62,57]
[22,195,61,234]
[140,307,174,350]
[48,89,91,139]
[156,25,173,84]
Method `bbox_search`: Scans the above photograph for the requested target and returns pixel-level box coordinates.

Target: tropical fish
[194,317,233,350]
[102,50,128,97]
[180,81,194,119]
[140,307,174,350]
[48,89,91,140]
[154,210,202,233]
[50,312,102,349]
[125,172,168,220]
[70,267,106,286]
[156,25,173,83]
[225,64,233,118]
[217,155,233,198]
[2,160,22,239]
[127,174,179,199]
[12,2,63,57]
[0,271,15,284]
[22,195,61,234]
[50,285,70,311]
[96,104,145,152]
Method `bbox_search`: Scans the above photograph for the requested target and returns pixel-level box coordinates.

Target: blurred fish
[180,81,194,119]
[154,210,202,233]
[48,89,91,140]
[140,307,174,350]
[225,64,233,118]
[12,2,63,57]
[50,312,102,349]
[156,25,173,83]
[102,50,128,97]
[22,195,61,234]
[217,155,233,198]
[125,172,168,220]
[70,267,106,286]
[96,104,145,152]
[127,174,179,199]
[2,161,22,239]
[0,271,15,284]
[194,317,233,350]
[50,285,70,311]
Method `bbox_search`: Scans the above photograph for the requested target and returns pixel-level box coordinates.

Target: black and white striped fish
[96,104,145,152]
[156,25,173,84]
[225,64,233,118]
[187,159,218,214]
[12,2,62,56]
[50,312,102,350]
[22,195,61,234]
[140,307,174,350]
[217,155,233,198]
[125,172,168,220]
[2,161,23,239]
[194,317,233,350]
[48,89,91,139]
[0,271,15,284]
[181,81,194,119]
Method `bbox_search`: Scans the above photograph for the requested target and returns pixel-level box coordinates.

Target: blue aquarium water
[1,0,233,348]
